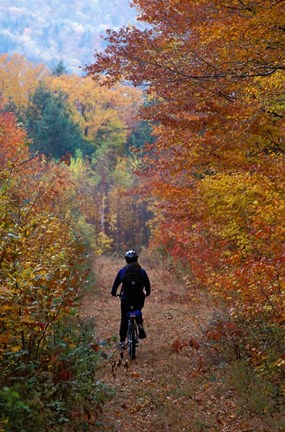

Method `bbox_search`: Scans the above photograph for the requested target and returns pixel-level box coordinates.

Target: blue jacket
[111,264,151,299]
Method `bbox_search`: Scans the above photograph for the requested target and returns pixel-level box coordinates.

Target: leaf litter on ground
[81,256,283,432]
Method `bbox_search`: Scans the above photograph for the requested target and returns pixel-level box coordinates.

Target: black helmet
[125,250,139,263]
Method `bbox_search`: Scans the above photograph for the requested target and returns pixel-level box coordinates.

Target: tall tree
[26,84,90,158]
[86,0,285,324]
[47,74,151,249]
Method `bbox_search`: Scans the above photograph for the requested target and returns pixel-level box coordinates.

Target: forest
[1,0,284,431]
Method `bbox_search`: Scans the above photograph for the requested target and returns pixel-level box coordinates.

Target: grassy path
[81,256,270,432]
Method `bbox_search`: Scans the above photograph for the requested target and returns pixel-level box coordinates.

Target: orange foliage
[86,0,285,324]
[0,112,29,171]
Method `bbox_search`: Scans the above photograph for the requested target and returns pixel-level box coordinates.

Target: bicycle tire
[128,321,136,359]
[129,338,136,359]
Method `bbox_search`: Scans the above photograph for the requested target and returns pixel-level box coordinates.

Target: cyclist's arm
[111,271,122,296]
[142,270,151,296]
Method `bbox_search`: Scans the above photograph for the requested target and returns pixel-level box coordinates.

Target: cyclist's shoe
[118,341,126,350]
[138,324,146,339]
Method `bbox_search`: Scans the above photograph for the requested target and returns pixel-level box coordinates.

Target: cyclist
[111,250,151,349]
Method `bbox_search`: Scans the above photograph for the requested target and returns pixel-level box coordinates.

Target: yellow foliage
[0,53,48,113]
[94,231,113,256]
[0,114,88,356]
[46,74,142,144]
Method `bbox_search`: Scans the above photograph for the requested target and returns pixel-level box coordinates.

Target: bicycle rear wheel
[129,337,136,359]
[128,321,137,359]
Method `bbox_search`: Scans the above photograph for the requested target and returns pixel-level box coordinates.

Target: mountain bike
[127,306,141,360]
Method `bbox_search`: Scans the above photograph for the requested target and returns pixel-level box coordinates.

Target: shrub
[0,316,113,431]
[202,314,285,418]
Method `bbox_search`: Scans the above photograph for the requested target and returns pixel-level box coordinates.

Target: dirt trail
[81,256,258,432]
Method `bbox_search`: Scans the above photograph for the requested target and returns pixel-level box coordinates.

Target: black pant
[120,297,145,342]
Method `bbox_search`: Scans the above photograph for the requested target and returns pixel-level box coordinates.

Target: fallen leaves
[81,256,285,431]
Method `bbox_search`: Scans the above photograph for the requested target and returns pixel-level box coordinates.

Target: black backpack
[122,264,144,301]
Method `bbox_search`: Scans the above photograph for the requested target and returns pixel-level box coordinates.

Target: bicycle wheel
[128,321,136,360]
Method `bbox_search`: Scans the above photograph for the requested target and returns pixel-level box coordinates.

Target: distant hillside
[0,0,139,74]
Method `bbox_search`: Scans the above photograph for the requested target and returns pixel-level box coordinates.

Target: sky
[0,0,140,74]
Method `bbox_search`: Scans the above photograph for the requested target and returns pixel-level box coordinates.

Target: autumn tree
[47,74,142,143]
[0,53,48,119]
[0,110,112,431]
[46,73,151,251]
[86,0,285,353]
[0,111,87,356]
[0,53,153,255]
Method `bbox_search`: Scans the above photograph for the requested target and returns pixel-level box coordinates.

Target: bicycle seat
[127,309,142,318]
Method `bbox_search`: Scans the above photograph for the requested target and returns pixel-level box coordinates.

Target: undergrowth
[0,316,114,432]
[201,313,285,426]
